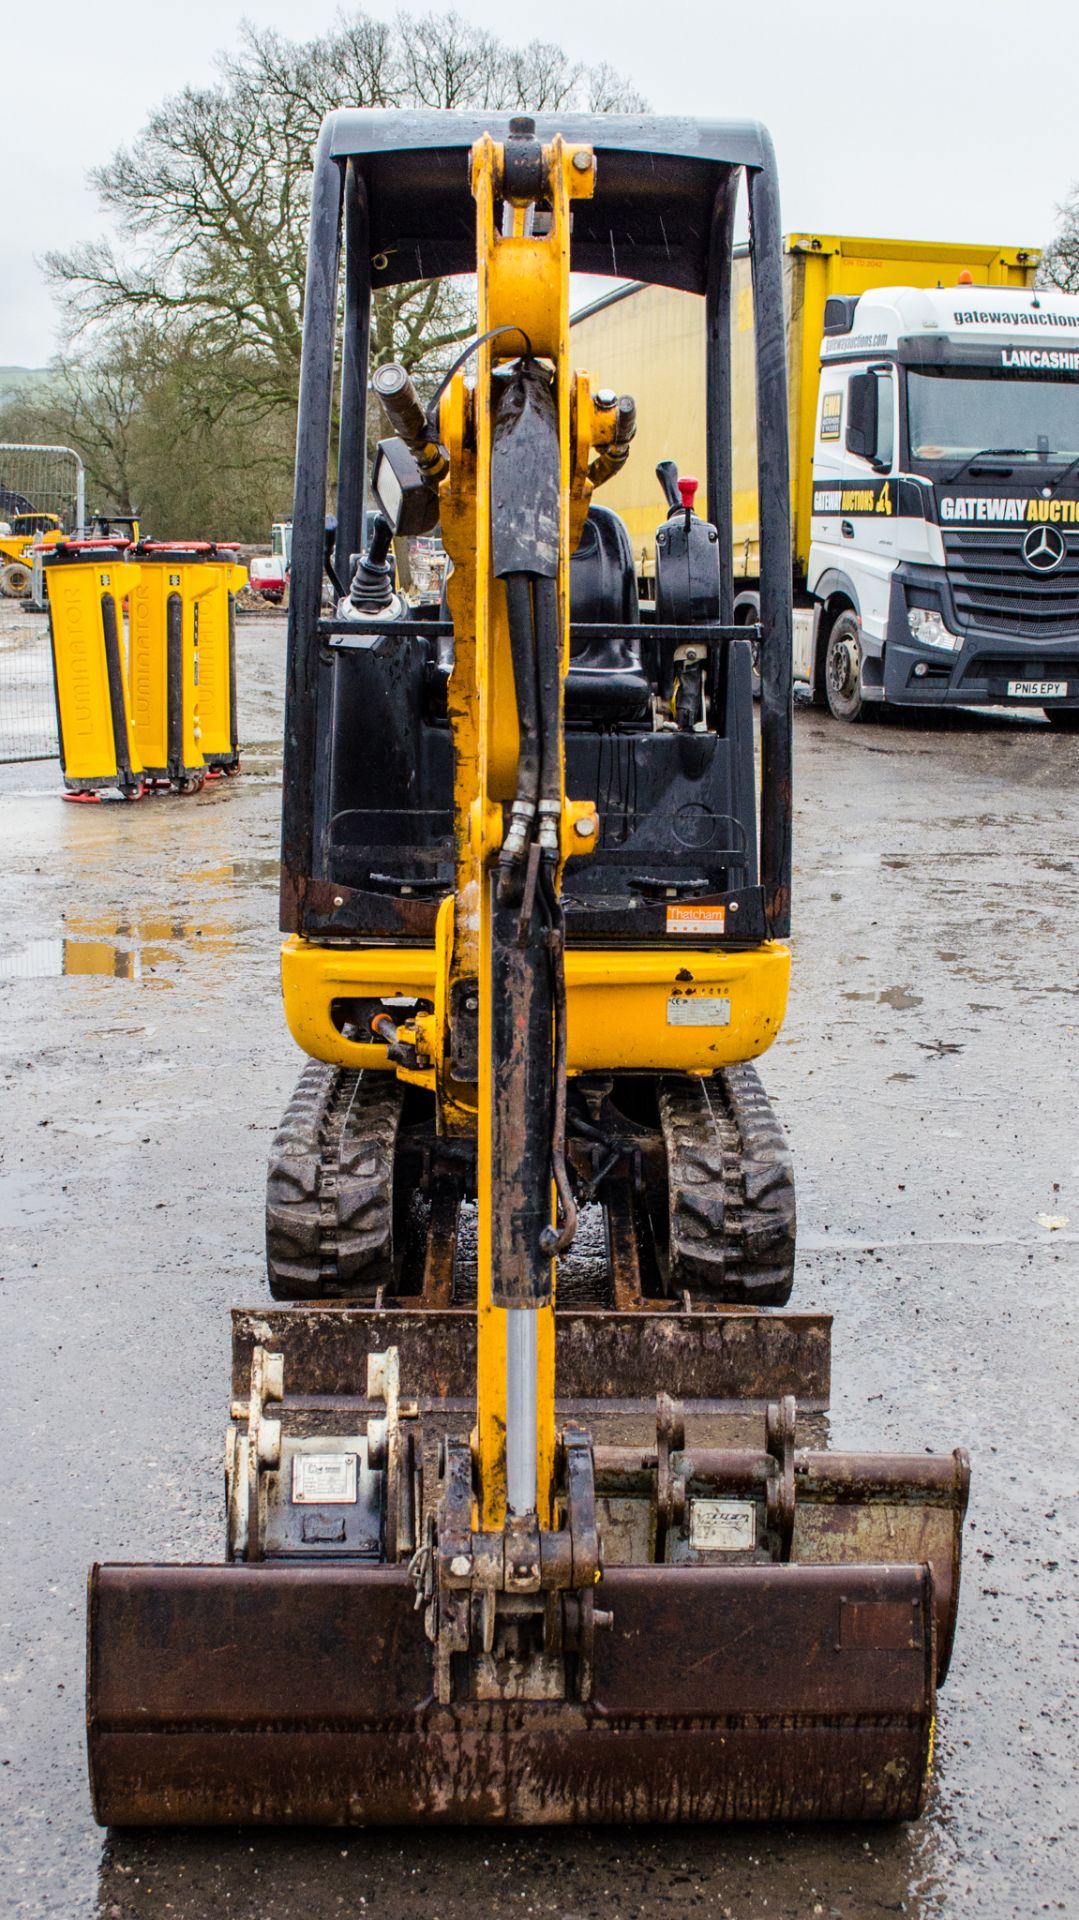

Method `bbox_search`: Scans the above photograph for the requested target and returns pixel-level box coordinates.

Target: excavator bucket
[88,1307,969,1826]
[89,1561,937,1825]
[87,109,969,1829]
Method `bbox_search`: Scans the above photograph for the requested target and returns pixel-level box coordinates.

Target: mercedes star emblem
[1022,523,1066,572]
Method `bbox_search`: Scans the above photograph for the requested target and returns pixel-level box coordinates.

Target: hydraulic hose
[537,863,578,1258]
[533,573,562,859]
[498,572,542,902]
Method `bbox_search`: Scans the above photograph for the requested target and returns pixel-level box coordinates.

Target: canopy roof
[324,110,774,294]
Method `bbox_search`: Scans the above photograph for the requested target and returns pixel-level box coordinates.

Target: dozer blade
[88,1560,935,1826]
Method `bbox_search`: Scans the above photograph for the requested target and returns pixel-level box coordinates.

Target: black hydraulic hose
[506,573,541,808]
[537,863,578,1258]
[498,572,542,902]
[533,573,562,856]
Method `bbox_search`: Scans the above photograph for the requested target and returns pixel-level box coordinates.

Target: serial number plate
[667,994,731,1027]
[291,1452,358,1504]
[1008,679,1067,698]
[690,1499,757,1552]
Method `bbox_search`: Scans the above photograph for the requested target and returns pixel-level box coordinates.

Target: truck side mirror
[845,373,878,461]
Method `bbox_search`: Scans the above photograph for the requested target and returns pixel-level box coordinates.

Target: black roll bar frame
[280,111,792,939]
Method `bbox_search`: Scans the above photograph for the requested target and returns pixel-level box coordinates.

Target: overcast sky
[2,0,1077,365]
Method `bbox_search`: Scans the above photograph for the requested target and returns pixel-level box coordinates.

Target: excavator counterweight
[87,109,968,1828]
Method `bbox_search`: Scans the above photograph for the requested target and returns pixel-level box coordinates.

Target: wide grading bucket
[87,1305,968,1828]
[89,1560,935,1825]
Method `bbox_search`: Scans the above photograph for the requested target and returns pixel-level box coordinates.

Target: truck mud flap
[88,1561,935,1827]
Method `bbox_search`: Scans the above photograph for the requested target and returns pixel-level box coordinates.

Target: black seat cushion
[567,506,649,723]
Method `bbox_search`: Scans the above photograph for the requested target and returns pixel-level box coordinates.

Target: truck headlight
[906,606,961,653]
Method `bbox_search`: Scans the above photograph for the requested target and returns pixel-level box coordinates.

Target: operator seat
[427,504,650,726]
[565,505,650,725]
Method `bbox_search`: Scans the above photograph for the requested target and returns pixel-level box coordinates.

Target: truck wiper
[1048,451,1079,496]
[946,448,1029,481]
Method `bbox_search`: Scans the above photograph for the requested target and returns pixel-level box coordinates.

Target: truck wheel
[1046,707,1079,731]
[824,611,869,722]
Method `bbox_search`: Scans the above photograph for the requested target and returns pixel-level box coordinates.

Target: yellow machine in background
[0,513,63,597]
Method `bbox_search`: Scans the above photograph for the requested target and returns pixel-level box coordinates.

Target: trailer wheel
[824,611,869,722]
[1045,707,1079,731]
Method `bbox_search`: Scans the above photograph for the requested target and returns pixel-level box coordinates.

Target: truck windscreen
[907,367,1079,463]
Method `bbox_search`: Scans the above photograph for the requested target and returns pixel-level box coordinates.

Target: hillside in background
[0,366,53,397]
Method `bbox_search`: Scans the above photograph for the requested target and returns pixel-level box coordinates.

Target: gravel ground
[0,620,1075,1917]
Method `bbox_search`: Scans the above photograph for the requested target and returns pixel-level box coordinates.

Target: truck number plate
[1008,679,1067,698]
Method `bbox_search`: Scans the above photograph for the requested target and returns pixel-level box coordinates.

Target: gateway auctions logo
[813,480,893,516]
[954,309,1079,328]
[940,495,1079,524]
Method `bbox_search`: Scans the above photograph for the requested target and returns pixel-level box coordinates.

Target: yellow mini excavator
[87,111,968,1826]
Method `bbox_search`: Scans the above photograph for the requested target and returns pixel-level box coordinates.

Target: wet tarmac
[0,624,1076,1917]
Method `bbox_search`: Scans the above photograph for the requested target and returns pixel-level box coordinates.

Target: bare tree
[0,329,295,539]
[47,10,648,407]
[1040,188,1079,292]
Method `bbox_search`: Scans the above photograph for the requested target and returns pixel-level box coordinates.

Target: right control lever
[656,459,682,515]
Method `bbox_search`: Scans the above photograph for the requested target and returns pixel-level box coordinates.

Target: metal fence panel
[0,441,84,535]
[0,442,84,764]
[0,607,57,764]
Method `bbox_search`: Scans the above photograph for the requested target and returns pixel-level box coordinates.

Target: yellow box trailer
[570,233,1039,583]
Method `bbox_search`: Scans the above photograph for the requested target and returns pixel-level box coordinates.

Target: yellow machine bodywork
[281,934,790,1077]
[84,111,970,1837]
[0,516,63,563]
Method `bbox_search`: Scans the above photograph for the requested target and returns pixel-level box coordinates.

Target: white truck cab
[808,283,1079,725]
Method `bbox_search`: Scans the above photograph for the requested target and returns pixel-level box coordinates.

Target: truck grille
[942,528,1079,637]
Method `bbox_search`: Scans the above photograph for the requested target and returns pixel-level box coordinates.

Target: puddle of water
[879,985,924,1010]
[0,915,232,981]
[841,986,924,1009]
[0,938,178,981]
[184,857,279,887]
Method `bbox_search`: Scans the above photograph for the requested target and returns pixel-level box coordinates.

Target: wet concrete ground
[0,620,1076,1917]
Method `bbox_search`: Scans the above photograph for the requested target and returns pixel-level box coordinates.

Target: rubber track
[265,1063,404,1299]
[658,1066,796,1306]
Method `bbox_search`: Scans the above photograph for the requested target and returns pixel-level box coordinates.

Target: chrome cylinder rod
[505,1308,538,1515]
